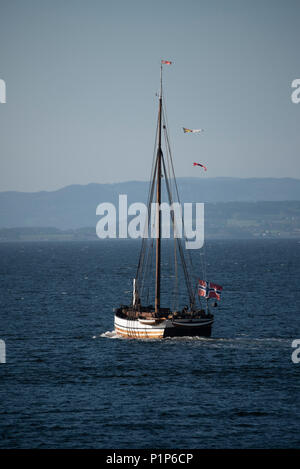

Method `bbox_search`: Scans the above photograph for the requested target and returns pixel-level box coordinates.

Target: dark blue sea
[0,239,299,449]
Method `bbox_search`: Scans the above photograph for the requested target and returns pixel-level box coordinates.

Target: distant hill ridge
[0,177,300,229]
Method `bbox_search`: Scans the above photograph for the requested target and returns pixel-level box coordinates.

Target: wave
[95,331,292,347]
[98,330,120,339]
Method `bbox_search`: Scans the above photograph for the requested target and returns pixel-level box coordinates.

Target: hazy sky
[0,0,299,192]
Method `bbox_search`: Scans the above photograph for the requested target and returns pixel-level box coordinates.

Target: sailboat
[114,62,218,339]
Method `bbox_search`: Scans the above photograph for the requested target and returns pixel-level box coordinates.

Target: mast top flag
[159,60,172,99]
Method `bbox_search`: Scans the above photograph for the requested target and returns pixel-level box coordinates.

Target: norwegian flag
[198,280,223,300]
[161,60,172,65]
[198,279,208,298]
[209,281,223,300]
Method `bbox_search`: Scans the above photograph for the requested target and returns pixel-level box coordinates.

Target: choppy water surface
[0,239,299,448]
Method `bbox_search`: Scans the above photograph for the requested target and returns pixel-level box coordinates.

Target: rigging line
[177,103,208,287]
[137,227,150,298]
[164,127,180,310]
[138,170,157,299]
[188,174,207,287]
[162,110,194,302]
[173,230,179,311]
[162,105,199,302]
[163,116,205,311]
[145,236,155,305]
[135,111,159,291]
[161,92,175,197]
[139,148,160,303]
[140,181,156,300]
[161,105,178,310]
[185,135,208,285]
[161,154,195,307]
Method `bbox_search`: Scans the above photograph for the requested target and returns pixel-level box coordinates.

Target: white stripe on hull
[115,325,164,339]
[115,315,166,338]
[114,314,213,339]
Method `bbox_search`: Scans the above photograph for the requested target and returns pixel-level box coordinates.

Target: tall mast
[155,64,163,313]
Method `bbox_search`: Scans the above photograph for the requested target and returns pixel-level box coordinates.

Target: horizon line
[1,176,300,195]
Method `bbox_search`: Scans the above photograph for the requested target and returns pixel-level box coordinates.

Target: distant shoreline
[2,176,300,195]
[0,228,299,243]
[1,199,300,241]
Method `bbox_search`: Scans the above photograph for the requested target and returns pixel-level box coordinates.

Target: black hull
[163,324,213,338]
